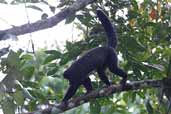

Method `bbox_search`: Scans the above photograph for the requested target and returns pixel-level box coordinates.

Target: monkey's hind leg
[62,83,80,103]
[97,68,111,86]
[82,77,93,94]
[113,67,127,85]
[108,51,127,86]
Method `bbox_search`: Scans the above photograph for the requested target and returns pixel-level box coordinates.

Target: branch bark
[23,79,162,114]
[0,0,96,40]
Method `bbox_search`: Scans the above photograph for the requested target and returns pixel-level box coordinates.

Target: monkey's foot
[60,100,68,107]
[119,78,127,89]
[85,90,93,95]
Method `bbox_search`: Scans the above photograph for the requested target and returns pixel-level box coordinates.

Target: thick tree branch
[23,79,162,114]
[0,0,96,40]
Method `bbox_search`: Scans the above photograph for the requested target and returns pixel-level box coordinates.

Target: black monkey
[62,9,127,103]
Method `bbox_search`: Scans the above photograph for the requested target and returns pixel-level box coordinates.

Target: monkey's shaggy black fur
[62,9,127,102]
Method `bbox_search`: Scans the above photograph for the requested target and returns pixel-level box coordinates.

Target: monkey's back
[64,47,113,82]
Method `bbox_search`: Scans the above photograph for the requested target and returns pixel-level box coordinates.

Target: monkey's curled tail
[96,9,117,49]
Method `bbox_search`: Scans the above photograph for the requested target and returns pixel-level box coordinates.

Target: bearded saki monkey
[62,9,127,103]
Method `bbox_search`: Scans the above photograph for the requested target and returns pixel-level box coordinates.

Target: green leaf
[47,67,58,76]
[128,10,139,19]
[0,93,4,102]
[167,57,171,77]
[48,63,57,67]
[14,80,35,100]
[21,65,35,78]
[134,51,151,61]
[59,53,70,65]
[20,54,33,60]
[22,80,39,88]
[131,0,138,10]
[2,97,15,114]
[27,100,37,111]
[43,55,57,64]
[31,90,46,100]
[125,37,146,53]
[143,63,165,72]
[137,92,145,99]
[132,64,142,79]
[90,100,101,114]
[76,13,93,27]
[0,84,5,101]
[144,22,156,27]
[13,90,24,105]
[26,5,43,12]
[7,50,20,67]
[145,99,154,114]
[45,50,61,56]
[22,88,35,100]
[15,80,24,89]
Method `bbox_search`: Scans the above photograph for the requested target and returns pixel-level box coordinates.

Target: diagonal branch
[24,79,162,114]
[0,0,96,40]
